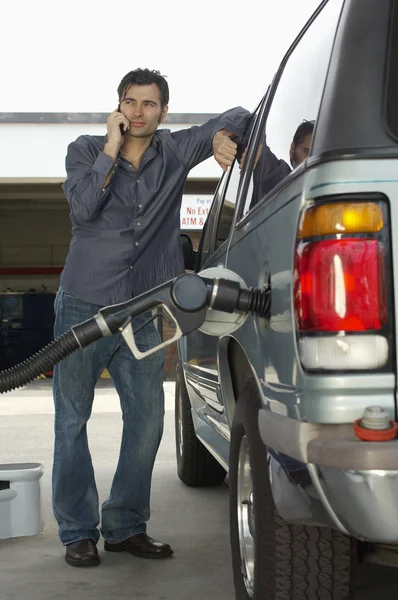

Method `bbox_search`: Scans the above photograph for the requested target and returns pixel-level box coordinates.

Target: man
[250,119,315,206]
[54,68,250,567]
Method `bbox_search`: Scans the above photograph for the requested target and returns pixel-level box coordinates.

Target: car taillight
[294,201,389,371]
[295,238,386,332]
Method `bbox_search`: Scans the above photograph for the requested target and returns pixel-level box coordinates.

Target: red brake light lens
[294,238,386,332]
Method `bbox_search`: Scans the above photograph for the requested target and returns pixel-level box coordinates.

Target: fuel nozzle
[72,273,210,351]
[71,272,271,356]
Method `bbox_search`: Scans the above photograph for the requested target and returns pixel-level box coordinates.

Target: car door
[183,106,263,428]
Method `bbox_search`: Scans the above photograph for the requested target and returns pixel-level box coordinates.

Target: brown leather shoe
[65,539,100,567]
[104,533,173,559]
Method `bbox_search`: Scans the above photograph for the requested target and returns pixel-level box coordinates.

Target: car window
[195,174,229,270]
[214,161,241,249]
[241,0,344,217]
[213,113,259,249]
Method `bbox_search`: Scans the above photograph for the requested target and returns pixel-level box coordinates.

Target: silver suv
[175,1,398,598]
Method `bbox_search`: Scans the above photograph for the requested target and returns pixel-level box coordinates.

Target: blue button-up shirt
[61,107,250,306]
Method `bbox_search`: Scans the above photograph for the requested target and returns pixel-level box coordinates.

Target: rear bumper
[259,408,398,542]
[258,407,398,470]
[318,466,398,542]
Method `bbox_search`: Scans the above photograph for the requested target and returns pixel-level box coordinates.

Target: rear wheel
[229,380,357,599]
[175,364,226,487]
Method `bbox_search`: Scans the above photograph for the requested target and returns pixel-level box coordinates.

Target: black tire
[175,363,226,487]
[229,380,357,599]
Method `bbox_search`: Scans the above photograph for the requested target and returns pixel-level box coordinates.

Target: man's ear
[159,105,169,124]
[289,141,295,162]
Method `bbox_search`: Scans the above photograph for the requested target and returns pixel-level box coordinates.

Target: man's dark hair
[292,120,315,146]
[117,68,169,108]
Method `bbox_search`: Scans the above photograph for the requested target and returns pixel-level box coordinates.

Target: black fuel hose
[0,330,79,393]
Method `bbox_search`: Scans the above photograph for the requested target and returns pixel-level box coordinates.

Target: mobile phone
[117,104,126,135]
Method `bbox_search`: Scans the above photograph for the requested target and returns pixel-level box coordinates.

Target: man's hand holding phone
[108,109,130,143]
[102,109,130,185]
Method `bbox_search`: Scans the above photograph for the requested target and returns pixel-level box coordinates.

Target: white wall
[0,122,223,179]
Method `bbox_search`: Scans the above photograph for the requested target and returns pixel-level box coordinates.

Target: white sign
[180,195,213,230]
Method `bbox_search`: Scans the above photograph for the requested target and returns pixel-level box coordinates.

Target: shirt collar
[103,131,160,147]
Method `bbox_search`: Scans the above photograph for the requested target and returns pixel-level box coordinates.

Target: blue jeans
[52,288,165,545]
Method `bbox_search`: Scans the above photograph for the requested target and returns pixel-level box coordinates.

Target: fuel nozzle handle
[71,273,209,349]
[70,273,270,351]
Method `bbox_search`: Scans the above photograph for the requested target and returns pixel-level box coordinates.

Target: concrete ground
[0,380,398,599]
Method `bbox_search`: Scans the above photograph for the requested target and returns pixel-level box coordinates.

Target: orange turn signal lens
[298,202,384,239]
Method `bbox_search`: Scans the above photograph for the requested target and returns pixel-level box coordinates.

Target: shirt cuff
[212,108,251,140]
[92,151,114,175]
[213,124,243,140]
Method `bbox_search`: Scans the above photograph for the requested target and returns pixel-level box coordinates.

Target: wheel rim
[237,435,255,597]
[177,386,184,458]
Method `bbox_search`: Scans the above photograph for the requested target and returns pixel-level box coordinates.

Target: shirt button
[129,165,133,168]
[135,242,139,246]
[129,266,133,269]
[137,179,140,183]
[102,188,106,192]
[137,222,141,226]
[138,204,142,208]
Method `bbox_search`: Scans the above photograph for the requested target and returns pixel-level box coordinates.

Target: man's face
[119,84,168,139]
[289,133,312,169]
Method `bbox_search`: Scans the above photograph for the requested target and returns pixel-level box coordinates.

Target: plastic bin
[0,463,44,539]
